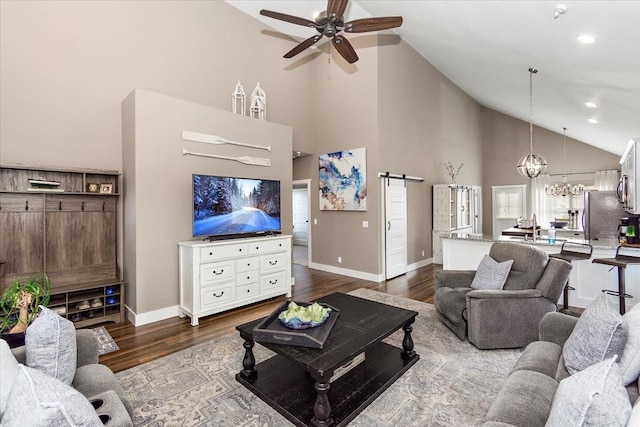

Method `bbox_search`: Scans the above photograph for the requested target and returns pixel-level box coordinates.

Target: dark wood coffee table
[235,292,419,427]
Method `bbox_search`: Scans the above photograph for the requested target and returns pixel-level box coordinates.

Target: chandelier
[516,68,547,179]
[545,127,585,197]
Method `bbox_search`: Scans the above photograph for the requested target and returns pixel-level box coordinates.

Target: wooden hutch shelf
[0,164,124,328]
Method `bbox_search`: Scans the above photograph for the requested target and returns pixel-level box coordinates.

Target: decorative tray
[253,301,340,349]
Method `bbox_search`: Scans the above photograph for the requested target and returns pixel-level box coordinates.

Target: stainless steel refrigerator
[583,190,626,240]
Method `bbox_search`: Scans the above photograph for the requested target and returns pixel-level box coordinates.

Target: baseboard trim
[309,262,384,282]
[408,258,432,271]
[125,304,180,327]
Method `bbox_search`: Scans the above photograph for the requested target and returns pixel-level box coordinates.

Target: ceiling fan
[260,0,403,64]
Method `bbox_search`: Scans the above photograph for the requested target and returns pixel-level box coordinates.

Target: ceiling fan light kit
[260,0,403,64]
[517,67,547,179]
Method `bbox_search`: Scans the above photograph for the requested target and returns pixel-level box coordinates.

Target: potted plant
[0,273,51,347]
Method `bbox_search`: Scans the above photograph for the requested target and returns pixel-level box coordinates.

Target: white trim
[408,258,432,271]
[125,303,181,327]
[308,262,384,282]
[292,178,312,267]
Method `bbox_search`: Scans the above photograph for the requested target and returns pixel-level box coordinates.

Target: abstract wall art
[319,148,367,211]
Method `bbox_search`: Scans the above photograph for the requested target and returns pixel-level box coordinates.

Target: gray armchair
[434,242,572,349]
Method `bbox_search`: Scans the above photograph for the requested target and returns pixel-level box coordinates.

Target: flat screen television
[192,174,281,239]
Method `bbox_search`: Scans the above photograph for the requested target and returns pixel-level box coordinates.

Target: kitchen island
[442,233,640,311]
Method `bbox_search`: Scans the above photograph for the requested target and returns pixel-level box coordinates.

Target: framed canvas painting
[319,148,367,211]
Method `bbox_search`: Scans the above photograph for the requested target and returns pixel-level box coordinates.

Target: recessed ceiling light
[577,33,596,44]
[585,101,598,108]
[588,118,598,124]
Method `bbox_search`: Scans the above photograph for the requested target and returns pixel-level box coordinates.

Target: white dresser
[178,235,292,326]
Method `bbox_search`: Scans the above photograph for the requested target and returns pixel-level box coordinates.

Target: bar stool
[592,246,640,315]
[549,242,593,315]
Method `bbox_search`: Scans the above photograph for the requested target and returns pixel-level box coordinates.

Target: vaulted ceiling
[227,0,640,157]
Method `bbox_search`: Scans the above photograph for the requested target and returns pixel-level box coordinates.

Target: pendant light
[545,127,585,197]
[517,68,547,178]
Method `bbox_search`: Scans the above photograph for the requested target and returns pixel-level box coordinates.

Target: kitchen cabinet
[620,138,640,214]
[432,184,476,263]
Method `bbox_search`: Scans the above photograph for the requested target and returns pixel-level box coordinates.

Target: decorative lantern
[232,80,246,115]
[250,82,267,120]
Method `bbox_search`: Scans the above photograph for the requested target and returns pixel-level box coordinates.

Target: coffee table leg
[311,380,333,427]
[402,318,416,359]
[240,332,256,378]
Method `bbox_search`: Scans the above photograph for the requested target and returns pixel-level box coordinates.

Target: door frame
[292,179,312,266]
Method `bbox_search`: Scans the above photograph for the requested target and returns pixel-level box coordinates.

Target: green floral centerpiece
[278,301,331,330]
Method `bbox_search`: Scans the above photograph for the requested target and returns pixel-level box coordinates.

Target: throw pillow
[470,255,513,290]
[545,356,631,427]
[0,339,19,417]
[2,364,102,427]
[619,302,640,385]
[26,305,77,385]
[563,293,627,375]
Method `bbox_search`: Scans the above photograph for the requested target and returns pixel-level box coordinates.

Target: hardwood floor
[100,263,441,373]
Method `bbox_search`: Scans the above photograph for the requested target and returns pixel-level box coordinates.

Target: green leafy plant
[0,273,51,334]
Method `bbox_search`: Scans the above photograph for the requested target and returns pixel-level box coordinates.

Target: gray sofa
[435,242,572,349]
[4,329,133,426]
[484,312,638,426]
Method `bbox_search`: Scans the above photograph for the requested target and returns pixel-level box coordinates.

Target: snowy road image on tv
[193,175,281,237]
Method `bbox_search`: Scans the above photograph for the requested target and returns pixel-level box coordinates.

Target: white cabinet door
[492,185,527,239]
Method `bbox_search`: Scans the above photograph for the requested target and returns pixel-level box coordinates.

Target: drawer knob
[269,279,278,284]
[213,269,224,275]
[246,289,251,293]
[269,260,278,265]
[214,291,224,298]
[247,276,250,279]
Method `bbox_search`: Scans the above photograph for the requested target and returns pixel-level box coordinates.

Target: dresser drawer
[236,256,260,273]
[260,254,286,273]
[237,270,259,286]
[200,243,248,262]
[200,260,234,284]
[200,285,234,308]
[248,238,289,254]
[261,271,287,291]
[236,282,260,300]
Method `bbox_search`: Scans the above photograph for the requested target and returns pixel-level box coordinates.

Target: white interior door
[385,178,407,279]
[292,187,309,246]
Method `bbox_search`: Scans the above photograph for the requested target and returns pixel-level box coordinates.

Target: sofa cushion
[509,340,563,379]
[619,302,640,385]
[485,369,558,427]
[26,305,77,385]
[0,339,19,417]
[563,293,627,375]
[546,357,631,427]
[471,255,513,290]
[2,364,102,427]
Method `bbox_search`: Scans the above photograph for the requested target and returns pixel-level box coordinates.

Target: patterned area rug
[116,289,522,426]
[92,326,120,355]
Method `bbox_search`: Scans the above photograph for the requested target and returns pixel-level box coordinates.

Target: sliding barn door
[384,178,407,279]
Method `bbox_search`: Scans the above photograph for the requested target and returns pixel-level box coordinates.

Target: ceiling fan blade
[332,35,358,64]
[327,0,349,19]
[260,9,316,28]
[284,35,323,58]
[344,16,403,33]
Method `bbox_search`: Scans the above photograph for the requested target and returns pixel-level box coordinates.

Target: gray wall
[1,1,622,319]
[481,108,621,232]
[122,89,292,317]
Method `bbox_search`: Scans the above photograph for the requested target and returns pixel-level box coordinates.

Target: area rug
[116,289,522,426]
[92,326,120,355]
